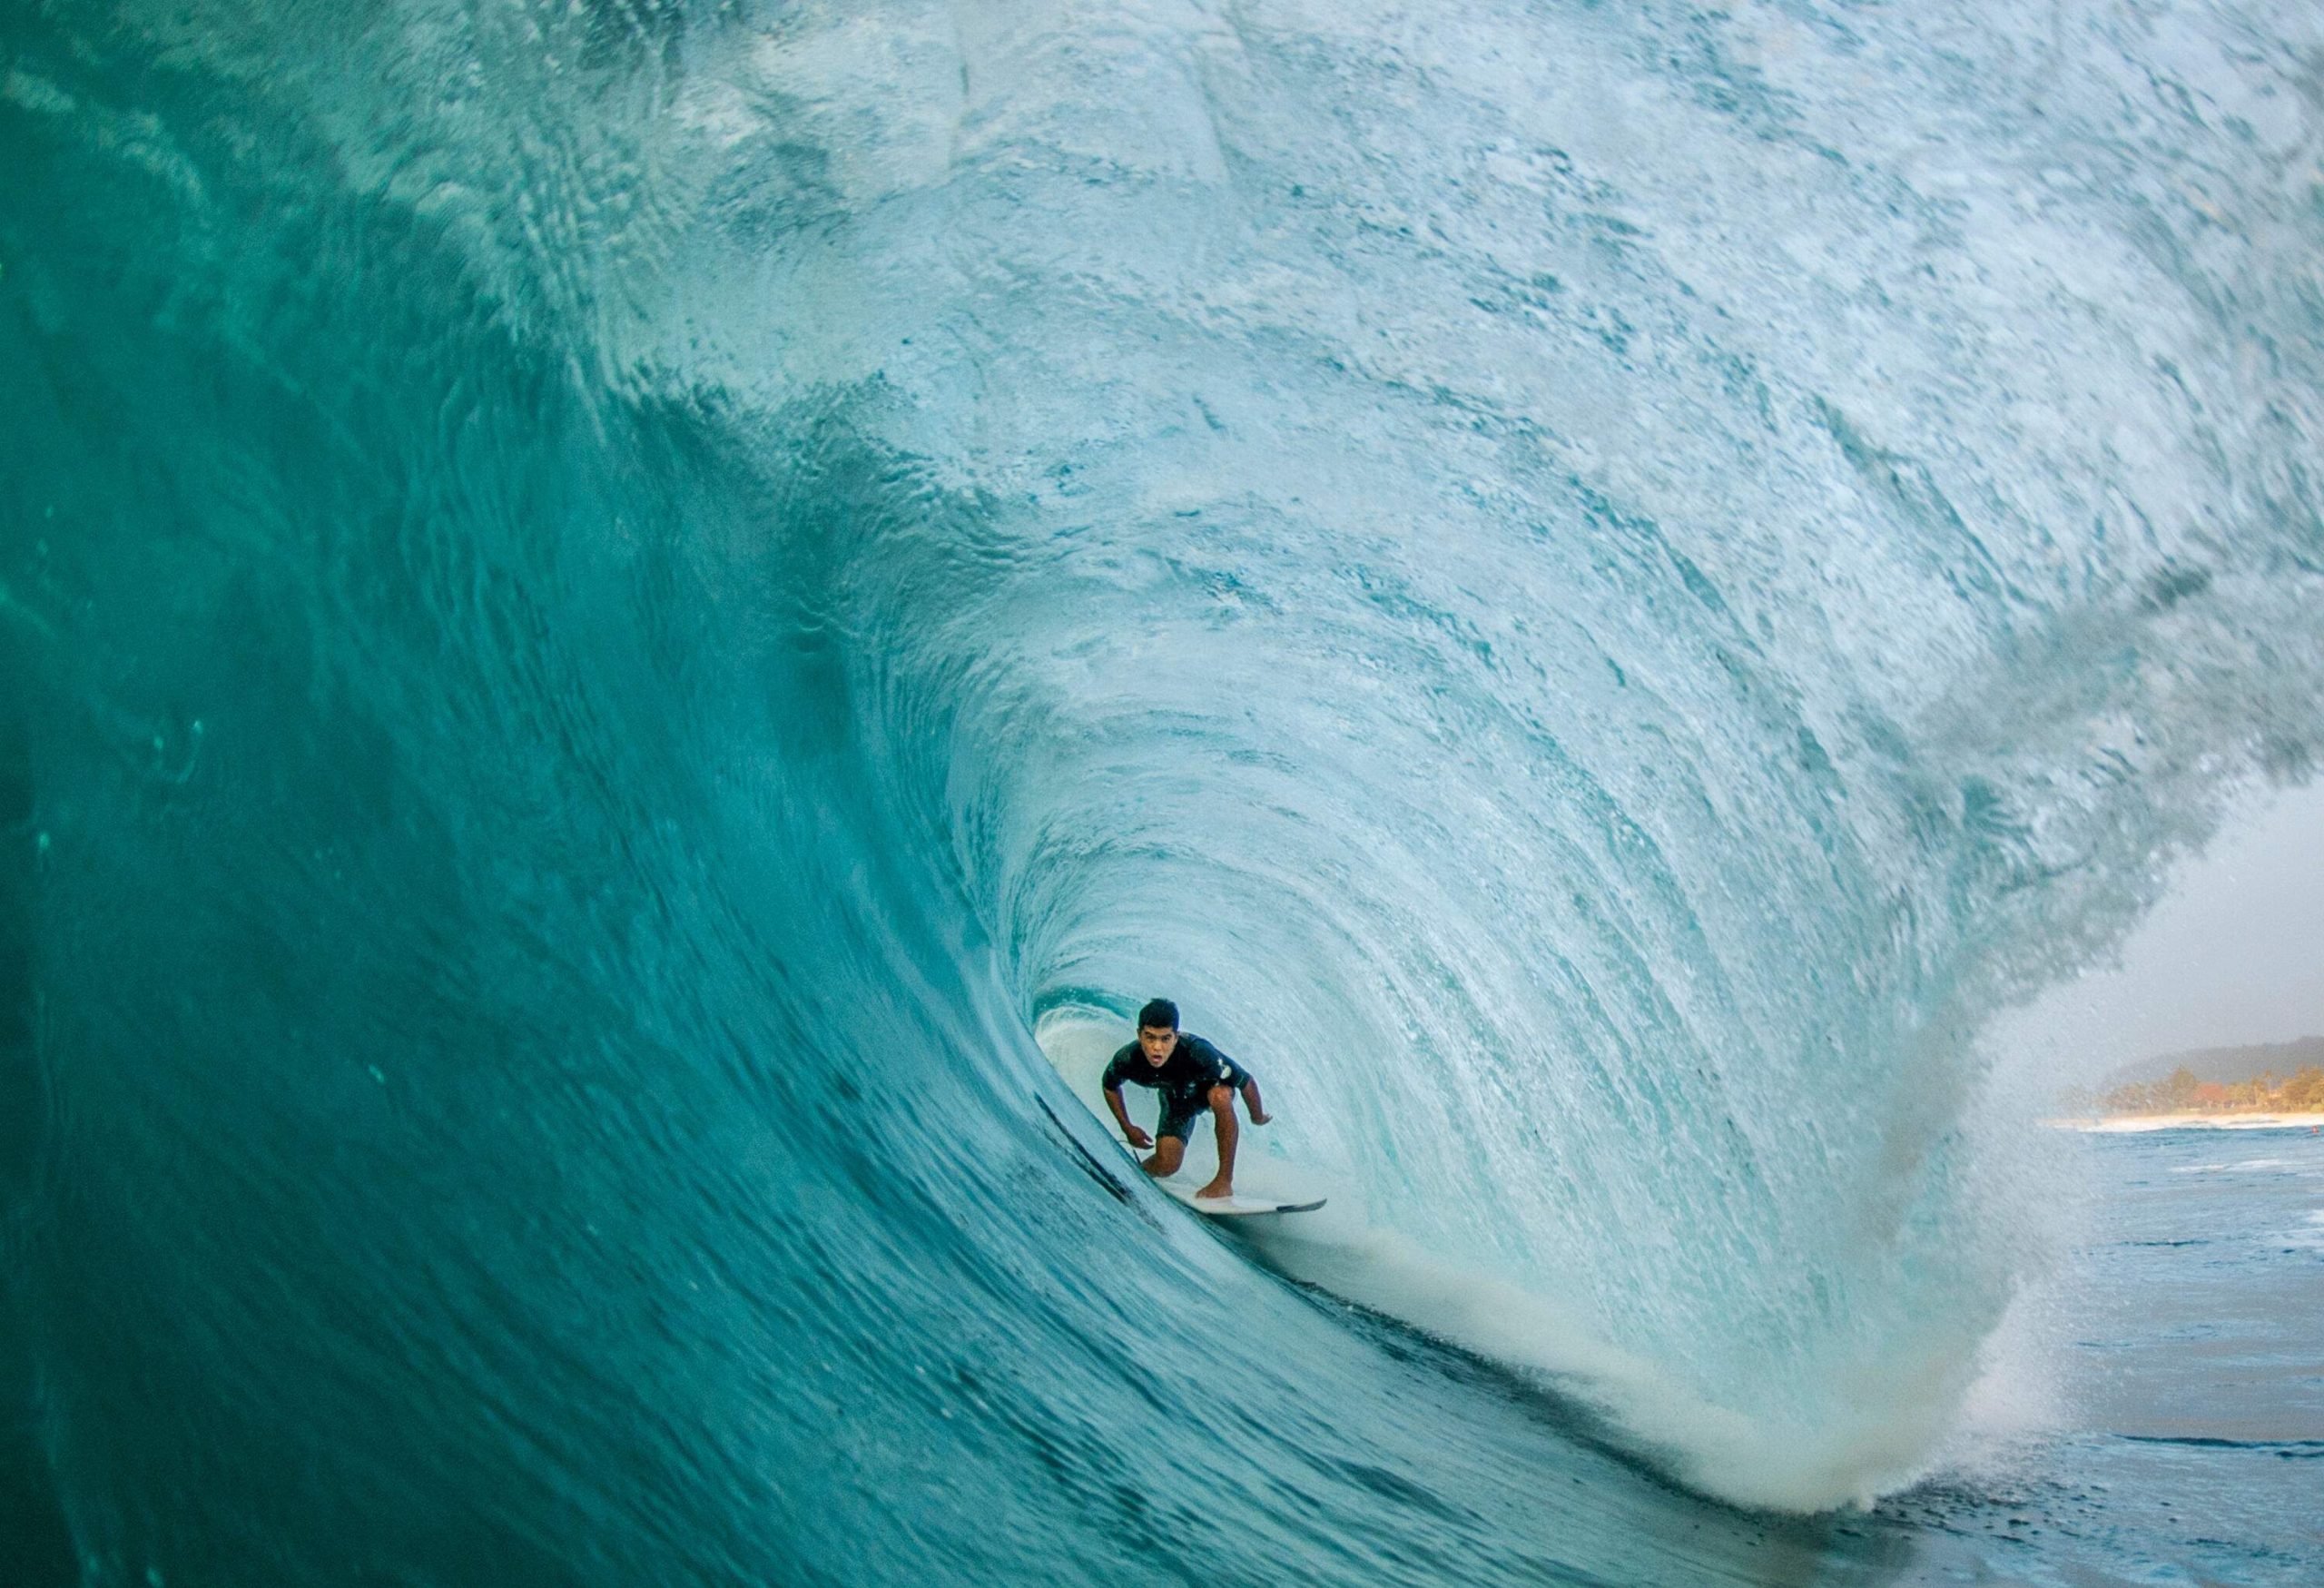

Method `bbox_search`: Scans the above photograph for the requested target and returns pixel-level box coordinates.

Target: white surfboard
[1157,1180,1326,1218]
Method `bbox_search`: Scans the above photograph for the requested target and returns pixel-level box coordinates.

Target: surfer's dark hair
[1137,998,1179,1031]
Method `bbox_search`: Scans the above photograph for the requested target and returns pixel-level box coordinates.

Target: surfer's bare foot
[1249,1111,1272,1126]
[1195,1178,1233,1200]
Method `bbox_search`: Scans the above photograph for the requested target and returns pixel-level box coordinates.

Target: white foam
[1237,1209,1965,1512]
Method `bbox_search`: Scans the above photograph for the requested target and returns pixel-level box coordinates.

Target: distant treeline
[2061,1064,2324,1117]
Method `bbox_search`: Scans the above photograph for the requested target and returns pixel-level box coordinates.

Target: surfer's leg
[1195,1085,1238,1199]
[1151,1095,1206,1175]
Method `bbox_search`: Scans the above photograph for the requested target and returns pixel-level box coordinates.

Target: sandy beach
[2043,1111,2324,1133]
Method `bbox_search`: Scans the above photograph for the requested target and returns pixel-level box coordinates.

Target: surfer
[1101,999,1270,1199]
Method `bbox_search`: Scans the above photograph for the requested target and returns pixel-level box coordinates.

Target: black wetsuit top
[1101,1033,1254,1139]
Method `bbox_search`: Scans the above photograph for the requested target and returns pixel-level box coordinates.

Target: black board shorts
[1154,1092,1212,1143]
[1153,1061,1254,1142]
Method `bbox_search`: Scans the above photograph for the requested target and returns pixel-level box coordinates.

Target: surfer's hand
[1125,1126,1154,1149]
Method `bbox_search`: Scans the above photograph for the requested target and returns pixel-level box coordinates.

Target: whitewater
[5,1,2322,1583]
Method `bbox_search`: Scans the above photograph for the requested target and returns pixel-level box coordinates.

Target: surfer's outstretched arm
[1239,1075,1270,1126]
[1195,1084,1239,1199]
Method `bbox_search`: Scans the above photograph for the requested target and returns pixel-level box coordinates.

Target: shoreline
[2041,1110,2324,1133]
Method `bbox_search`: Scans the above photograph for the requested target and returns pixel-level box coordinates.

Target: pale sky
[1989,778,2324,1085]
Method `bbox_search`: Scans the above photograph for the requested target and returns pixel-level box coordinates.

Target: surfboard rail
[1157,1182,1326,1218]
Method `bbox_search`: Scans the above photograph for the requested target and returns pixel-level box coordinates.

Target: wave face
[6,0,2323,1581]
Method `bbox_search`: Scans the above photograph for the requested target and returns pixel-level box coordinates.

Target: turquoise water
[5,1,2323,1583]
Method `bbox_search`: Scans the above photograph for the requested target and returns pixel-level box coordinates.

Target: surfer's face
[1137,1024,1179,1066]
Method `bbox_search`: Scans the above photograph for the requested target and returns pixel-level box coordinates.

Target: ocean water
[5,1,2323,1583]
[1872,1125,2324,1586]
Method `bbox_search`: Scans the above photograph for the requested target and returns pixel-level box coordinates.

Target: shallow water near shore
[2049,1112,2324,1133]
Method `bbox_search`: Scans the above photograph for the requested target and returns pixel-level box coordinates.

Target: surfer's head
[1136,998,1180,1064]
